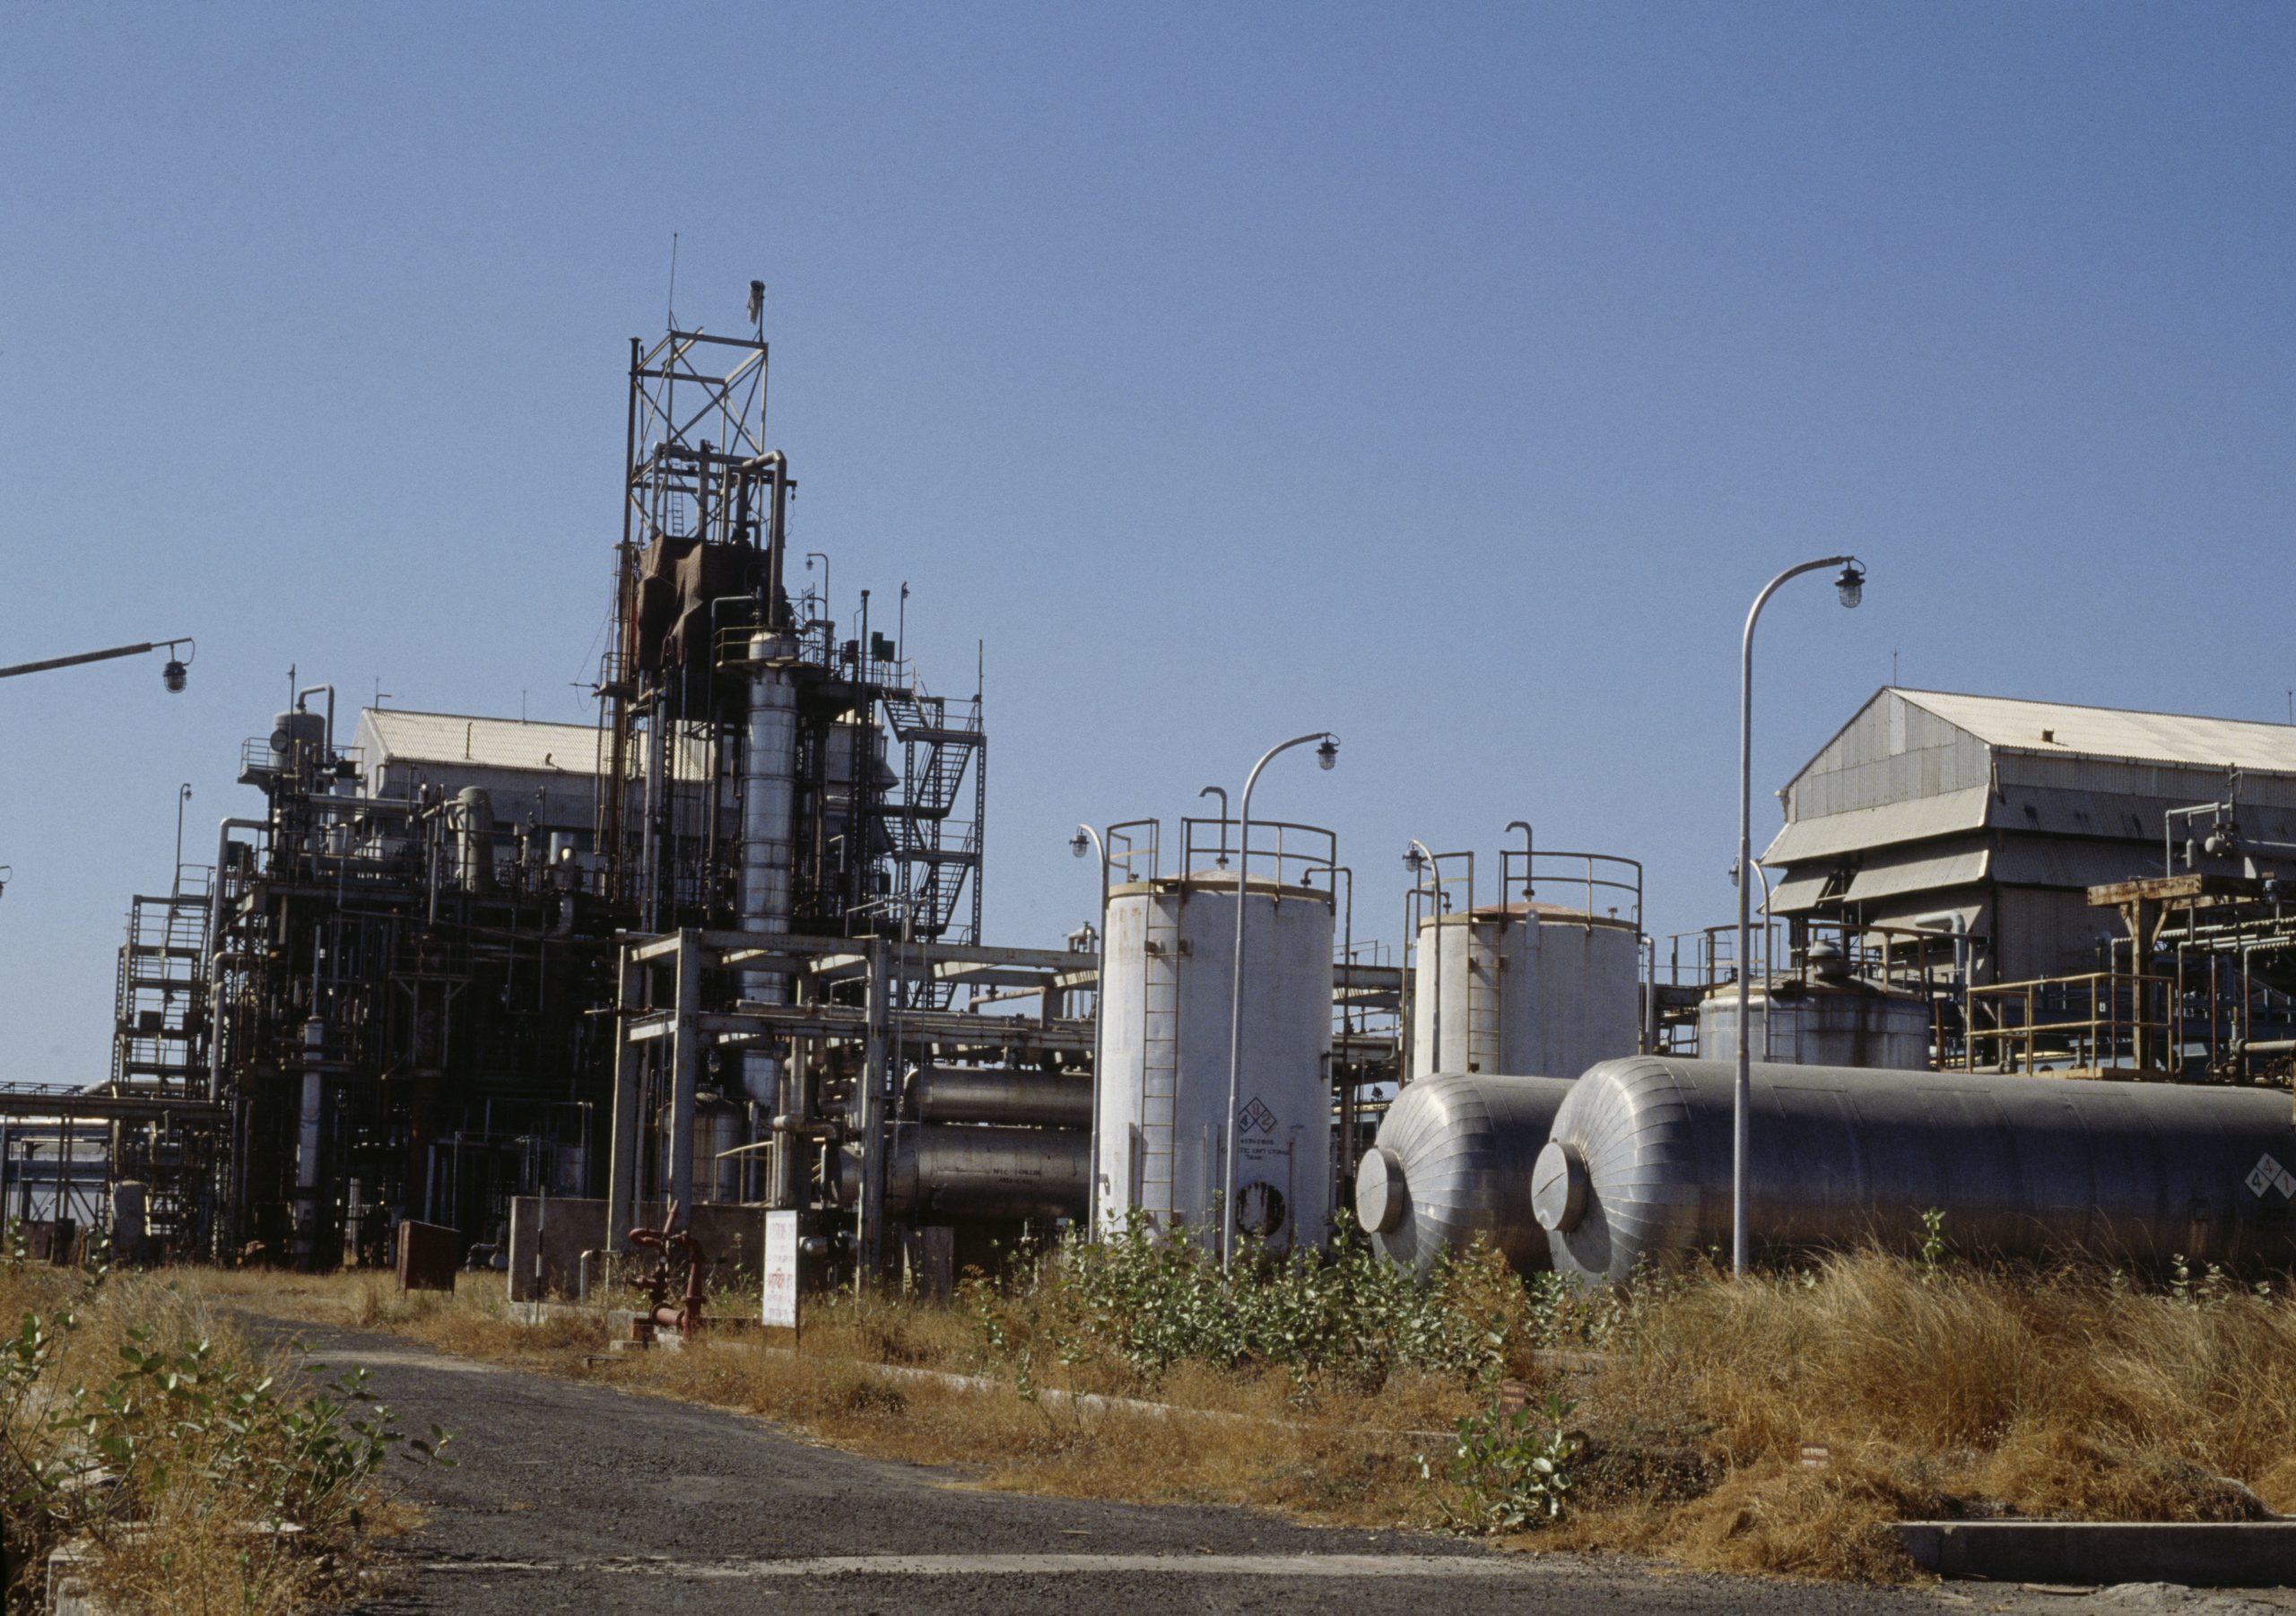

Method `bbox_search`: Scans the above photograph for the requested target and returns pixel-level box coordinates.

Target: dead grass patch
[175,1244,2296,1586]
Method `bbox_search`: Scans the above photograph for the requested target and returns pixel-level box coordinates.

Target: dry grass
[178,1247,2296,1586]
[0,1258,419,1615]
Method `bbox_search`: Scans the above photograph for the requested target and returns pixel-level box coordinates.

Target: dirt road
[263,1320,2223,1616]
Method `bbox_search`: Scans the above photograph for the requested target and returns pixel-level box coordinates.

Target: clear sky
[3,4,2292,1082]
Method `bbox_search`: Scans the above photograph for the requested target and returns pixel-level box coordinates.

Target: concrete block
[1894,1520,2296,1586]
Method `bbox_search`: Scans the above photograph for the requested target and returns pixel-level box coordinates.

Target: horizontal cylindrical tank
[1535,1056,2296,1284]
[1411,905,1639,1082]
[1355,1073,1577,1276]
[1097,874,1335,1250]
[841,1125,1088,1223]
[912,1066,1091,1129]
[1698,982,1930,1070]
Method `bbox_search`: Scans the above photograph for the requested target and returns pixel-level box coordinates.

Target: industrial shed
[1761,689,2296,985]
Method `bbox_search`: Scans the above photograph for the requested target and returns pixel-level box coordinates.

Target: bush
[969,1212,1529,1394]
[0,1236,450,1614]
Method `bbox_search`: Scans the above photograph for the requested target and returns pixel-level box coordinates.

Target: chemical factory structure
[10,293,2296,1294]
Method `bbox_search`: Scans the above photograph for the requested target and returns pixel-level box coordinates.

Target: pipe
[295,684,335,755]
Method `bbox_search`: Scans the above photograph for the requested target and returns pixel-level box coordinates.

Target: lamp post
[1222,731,1338,1271]
[172,784,194,899]
[1068,822,1109,1237]
[1734,556,1865,1278]
[1403,839,1441,1078]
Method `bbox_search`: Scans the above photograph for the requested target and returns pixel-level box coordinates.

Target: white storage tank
[1410,903,1640,1081]
[1697,979,1932,1070]
[1096,872,1335,1252]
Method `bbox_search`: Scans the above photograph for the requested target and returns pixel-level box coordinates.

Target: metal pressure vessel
[911,1065,1091,1130]
[1355,1072,1576,1276]
[1096,873,1335,1251]
[839,1125,1088,1223]
[1534,1056,2296,1284]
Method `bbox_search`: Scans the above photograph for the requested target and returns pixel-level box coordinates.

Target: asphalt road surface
[255,1319,2275,1616]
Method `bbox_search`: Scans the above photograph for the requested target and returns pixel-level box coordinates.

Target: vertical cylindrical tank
[268,708,326,772]
[740,632,800,1117]
[109,1180,149,1263]
[1697,981,1931,1070]
[696,1101,747,1204]
[1096,874,1335,1250]
[1411,905,1640,1081]
[1355,1072,1576,1276]
[1534,1056,2296,1284]
[453,787,495,891]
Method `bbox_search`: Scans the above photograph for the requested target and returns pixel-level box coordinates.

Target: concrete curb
[1894,1520,2296,1586]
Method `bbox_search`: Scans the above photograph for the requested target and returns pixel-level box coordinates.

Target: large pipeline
[1354,1073,1576,1276]
[1535,1056,2296,1284]
[910,1065,1091,1130]
[839,1125,1088,1223]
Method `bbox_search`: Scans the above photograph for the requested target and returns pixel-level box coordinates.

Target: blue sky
[3,3,2292,1080]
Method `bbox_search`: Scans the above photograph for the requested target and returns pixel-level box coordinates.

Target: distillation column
[741,631,801,1203]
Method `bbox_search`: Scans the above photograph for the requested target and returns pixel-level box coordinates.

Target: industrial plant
[11,294,2296,1301]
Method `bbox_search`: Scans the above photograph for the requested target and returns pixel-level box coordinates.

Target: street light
[1403,840,1441,1078]
[172,784,194,899]
[0,638,195,691]
[1733,554,1865,1279]
[1071,823,1110,1238]
[1222,731,1339,1271]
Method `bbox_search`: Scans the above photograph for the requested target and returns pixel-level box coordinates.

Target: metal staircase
[109,872,213,1096]
[879,686,986,998]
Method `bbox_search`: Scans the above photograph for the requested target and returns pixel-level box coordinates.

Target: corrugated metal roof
[358,710,601,774]
[1897,690,2296,774]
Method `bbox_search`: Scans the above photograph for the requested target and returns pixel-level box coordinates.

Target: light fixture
[1068,830,1090,860]
[1316,734,1339,770]
[1836,561,1866,610]
[1402,846,1424,874]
